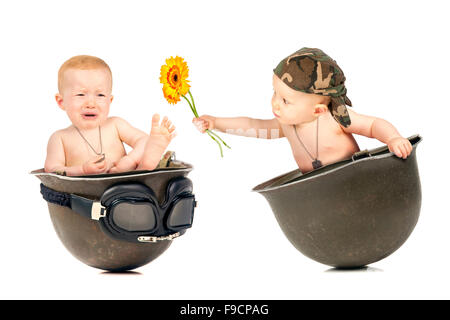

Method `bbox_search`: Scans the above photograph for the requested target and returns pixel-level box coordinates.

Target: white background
[0,0,449,299]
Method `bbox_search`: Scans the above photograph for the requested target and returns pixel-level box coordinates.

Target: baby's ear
[55,94,65,111]
[313,104,328,116]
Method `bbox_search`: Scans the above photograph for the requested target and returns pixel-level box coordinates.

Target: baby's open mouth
[82,113,98,119]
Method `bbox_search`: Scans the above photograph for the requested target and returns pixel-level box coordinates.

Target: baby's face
[271,74,321,125]
[57,68,113,130]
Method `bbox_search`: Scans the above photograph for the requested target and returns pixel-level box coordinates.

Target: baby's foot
[138,114,176,171]
[149,114,176,148]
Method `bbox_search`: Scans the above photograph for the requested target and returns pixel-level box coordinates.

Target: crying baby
[44,55,176,176]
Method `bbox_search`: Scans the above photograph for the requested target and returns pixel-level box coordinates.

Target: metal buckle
[158,151,176,168]
[137,232,181,243]
[169,151,176,162]
[91,202,106,220]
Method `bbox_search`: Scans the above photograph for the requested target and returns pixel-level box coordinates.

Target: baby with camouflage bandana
[193,48,412,173]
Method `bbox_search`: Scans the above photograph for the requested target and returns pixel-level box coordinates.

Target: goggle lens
[167,197,194,229]
[112,202,156,232]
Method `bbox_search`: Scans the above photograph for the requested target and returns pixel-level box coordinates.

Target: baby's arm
[44,131,106,175]
[193,115,284,139]
[109,117,148,173]
[342,109,412,158]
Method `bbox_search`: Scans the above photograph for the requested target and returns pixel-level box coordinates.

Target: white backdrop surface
[0,0,448,299]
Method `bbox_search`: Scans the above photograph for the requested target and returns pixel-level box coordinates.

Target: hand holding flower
[192,115,216,133]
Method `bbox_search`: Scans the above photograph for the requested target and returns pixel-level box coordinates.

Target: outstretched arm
[342,109,412,158]
[193,115,284,139]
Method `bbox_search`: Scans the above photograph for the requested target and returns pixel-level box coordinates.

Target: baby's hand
[150,114,176,146]
[192,115,215,133]
[82,155,108,175]
[388,137,412,159]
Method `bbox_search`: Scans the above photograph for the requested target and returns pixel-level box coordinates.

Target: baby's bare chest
[282,122,359,172]
[62,127,126,166]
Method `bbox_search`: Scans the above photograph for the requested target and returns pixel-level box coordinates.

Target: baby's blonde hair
[58,55,112,92]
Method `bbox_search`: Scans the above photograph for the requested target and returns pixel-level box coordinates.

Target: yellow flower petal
[160,56,190,103]
[162,84,180,104]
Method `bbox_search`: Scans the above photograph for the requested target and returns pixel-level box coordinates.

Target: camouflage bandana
[273,47,352,127]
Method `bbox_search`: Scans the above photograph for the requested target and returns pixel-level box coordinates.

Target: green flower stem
[181,90,230,157]
[206,129,231,149]
[206,130,223,158]
[188,90,199,118]
[181,94,197,117]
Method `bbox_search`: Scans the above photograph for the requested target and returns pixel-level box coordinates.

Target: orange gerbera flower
[160,56,190,104]
[159,55,230,157]
[162,86,181,104]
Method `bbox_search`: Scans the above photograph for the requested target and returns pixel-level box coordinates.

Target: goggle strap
[40,183,71,208]
[40,184,98,220]
[71,194,99,220]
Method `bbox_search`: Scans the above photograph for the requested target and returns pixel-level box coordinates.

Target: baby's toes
[161,116,168,127]
[152,114,160,127]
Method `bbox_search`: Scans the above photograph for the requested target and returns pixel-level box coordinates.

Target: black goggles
[40,176,196,243]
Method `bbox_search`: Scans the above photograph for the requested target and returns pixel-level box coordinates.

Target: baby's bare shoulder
[46,127,74,152]
[48,127,72,141]
[321,112,347,135]
[106,116,127,123]
[49,127,85,151]
[106,116,122,123]
[105,116,130,128]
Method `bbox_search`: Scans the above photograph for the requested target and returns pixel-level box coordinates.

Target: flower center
[166,66,182,90]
